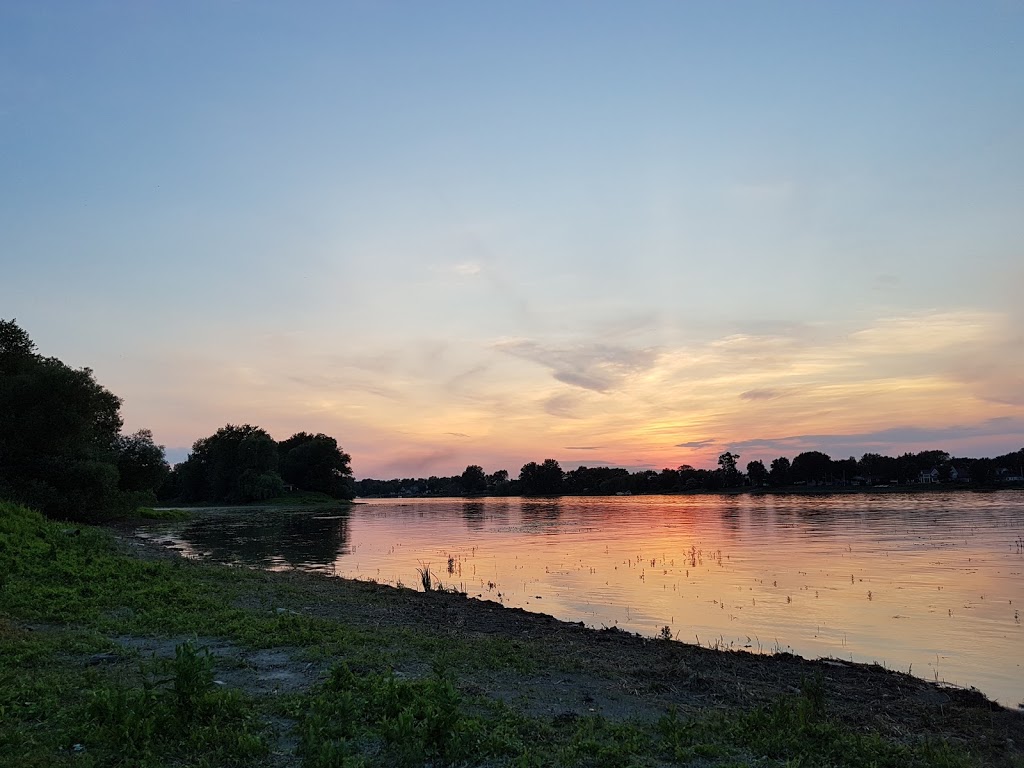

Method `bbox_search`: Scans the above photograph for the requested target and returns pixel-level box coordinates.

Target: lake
[151,491,1024,706]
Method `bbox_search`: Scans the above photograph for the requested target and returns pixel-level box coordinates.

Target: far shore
[353,482,1023,500]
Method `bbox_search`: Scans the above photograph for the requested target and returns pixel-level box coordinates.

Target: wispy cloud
[675,439,717,449]
[495,339,659,393]
[739,388,782,401]
[288,374,405,401]
[543,393,584,419]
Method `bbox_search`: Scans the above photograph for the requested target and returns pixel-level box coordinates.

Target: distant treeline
[355,449,1024,498]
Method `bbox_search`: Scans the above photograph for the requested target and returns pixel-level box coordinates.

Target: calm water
[153,492,1024,705]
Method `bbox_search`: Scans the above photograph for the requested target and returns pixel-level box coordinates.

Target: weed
[79,641,268,765]
[799,670,828,721]
[417,563,433,592]
[299,663,496,767]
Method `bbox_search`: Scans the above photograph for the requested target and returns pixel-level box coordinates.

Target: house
[919,465,969,484]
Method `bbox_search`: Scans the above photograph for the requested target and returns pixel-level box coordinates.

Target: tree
[832,456,858,484]
[858,453,897,484]
[971,458,996,486]
[769,456,791,486]
[0,319,36,374]
[279,432,354,499]
[746,460,768,486]
[717,452,741,487]
[115,429,170,493]
[460,464,487,494]
[791,451,832,484]
[519,459,564,495]
[0,319,129,520]
[487,469,509,487]
[176,424,282,503]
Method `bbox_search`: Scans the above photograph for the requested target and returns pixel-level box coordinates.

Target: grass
[0,499,1012,767]
[261,491,349,506]
[134,506,193,521]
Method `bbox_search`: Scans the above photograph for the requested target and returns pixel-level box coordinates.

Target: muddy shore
[120,522,1024,765]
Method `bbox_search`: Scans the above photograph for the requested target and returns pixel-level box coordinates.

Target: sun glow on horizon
[137,309,1023,478]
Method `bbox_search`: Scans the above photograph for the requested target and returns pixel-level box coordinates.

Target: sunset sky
[2,2,1022,478]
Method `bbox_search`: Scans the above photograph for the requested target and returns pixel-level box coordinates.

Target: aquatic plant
[417,562,433,591]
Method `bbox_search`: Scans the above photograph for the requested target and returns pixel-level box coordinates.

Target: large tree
[519,459,564,496]
[115,429,170,493]
[460,464,487,494]
[717,451,742,487]
[0,319,165,520]
[791,451,832,484]
[279,432,354,499]
[746,459,768,486]
[175,424,283,503]
[171,427,355,503]
[768,456,791,486]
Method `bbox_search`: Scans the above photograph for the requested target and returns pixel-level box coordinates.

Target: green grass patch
[290,661,982,768]
[262,491,351,506]
[134,506,193,521]
[0,501,999,767]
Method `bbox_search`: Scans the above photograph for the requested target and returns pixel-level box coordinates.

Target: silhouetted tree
[460,464,487,493]
[831,456,858,484]
[0,320,174,519]
[279,432,354,499]
[519,459,564,495]
[115,429,170,493]
[746,460,768,486]
[717,452,742,487]
[791,451,832,484]
[487,469,509,488]
[858,453,897,484]
[769,456,791,486]
[0,319,135,520]
[176,424,283,503]
[971,458,996,486]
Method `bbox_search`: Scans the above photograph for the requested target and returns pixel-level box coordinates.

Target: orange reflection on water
[344,493,1023,705]
[165,492,1024,705]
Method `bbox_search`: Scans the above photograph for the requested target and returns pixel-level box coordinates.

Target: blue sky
[2,2,1022,477]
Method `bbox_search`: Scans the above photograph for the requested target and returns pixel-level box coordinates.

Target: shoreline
[4,501,1023,766]
[354,484,1024,500]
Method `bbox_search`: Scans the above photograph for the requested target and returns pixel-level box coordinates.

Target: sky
[2,1,1022,478]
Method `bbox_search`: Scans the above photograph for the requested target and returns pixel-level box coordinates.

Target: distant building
[918,466,968,484]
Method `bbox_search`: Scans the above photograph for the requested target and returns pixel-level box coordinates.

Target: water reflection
[461,501,485,529]
[181,509,350,571]
[156,492,1024,705]
[521,498,563,526]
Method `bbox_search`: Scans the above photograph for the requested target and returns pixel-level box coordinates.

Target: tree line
[161,425,354,504]
[0,320,353,520]
[4,317,1020,515]
[355,447,1024,498]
